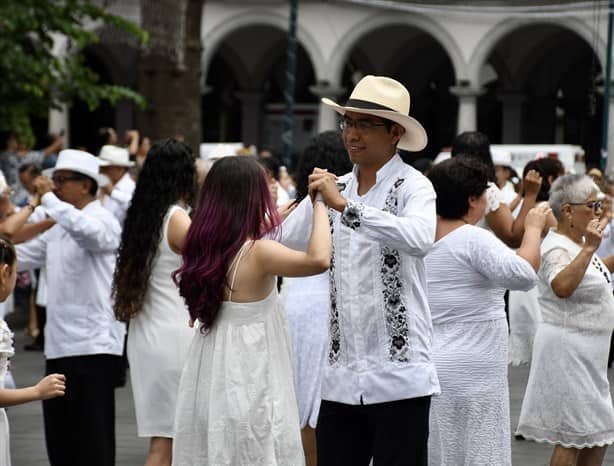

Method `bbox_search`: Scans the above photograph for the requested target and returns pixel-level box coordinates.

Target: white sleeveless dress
[172,243,304,466]
[127,205,196,437]
[0,320,14,466]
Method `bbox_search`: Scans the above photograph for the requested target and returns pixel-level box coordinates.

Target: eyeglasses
[52,175,84,185]
[567,200,603,212]
[339,117,388,131]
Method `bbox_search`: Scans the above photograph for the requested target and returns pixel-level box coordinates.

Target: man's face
[52,170,90,206]
[100,165,126,184]
[341,111,403,167]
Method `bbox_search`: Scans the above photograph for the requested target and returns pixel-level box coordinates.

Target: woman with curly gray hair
[517,174,614,466]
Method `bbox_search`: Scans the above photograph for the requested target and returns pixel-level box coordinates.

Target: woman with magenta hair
[172,156,331,466]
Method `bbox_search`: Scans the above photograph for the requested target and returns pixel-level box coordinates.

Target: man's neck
[356,153,395,196]
[73,196,95,210]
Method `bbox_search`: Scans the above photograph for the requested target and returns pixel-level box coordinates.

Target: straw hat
[43,149,101,185]
[98,145,134,167]
[322,75,427,151]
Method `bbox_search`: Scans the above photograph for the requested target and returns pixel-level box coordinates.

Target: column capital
[449,85,485,98]
[309,81,346,99]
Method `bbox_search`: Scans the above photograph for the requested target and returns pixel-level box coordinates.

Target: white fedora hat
[43,149,101,185]
[98,145,134,167]
[322,75,427,152]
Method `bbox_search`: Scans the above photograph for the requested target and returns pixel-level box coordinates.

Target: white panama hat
[322,75,428,152]
[98,145,134,167]
[43,149,101,185]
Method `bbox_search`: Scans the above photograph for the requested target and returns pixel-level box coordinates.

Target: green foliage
[0,0,147,142]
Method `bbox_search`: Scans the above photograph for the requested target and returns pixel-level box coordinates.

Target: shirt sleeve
[279,196,313,251]
[484,182,504,215]
[41,192,120,252]
[468,228,538,290]
[16,233,48,271]
[540,246,573,286]
[339,177,436,256]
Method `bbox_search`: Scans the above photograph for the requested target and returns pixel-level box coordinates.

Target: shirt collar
[352,154,403,186]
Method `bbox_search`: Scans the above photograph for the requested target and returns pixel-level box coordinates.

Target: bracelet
[315,193,324,202]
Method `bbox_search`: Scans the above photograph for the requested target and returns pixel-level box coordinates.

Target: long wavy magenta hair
[174,156,281,332]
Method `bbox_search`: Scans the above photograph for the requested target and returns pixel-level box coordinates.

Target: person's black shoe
[514,434,525,441]
[24,341,43,351]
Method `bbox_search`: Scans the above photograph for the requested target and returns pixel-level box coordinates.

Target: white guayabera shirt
[282,154,440,405]
[15,192,125,359]
[100,172,136,225]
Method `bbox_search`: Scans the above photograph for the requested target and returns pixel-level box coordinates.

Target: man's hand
[33,176,54,197]
[308,168,346,212]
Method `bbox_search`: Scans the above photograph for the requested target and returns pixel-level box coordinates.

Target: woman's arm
[12,219,55,244]
[551,218,607,298]
[167,208,192,254]
[516,203,551,271]
[486,170,542,248]
[256,199,331,277]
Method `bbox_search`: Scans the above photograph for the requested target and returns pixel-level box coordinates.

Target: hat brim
[98,160,135,168]
[43,167,101,186]
[322,97,428,152]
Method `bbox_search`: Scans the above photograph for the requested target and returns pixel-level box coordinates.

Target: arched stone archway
[475,22,603,166]
[326,13,467,87]
[334,23,458,158]
[201,9,326,86]
[202,24,317,160]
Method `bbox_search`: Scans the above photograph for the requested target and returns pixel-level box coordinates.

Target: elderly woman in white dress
[516,174,614,466]
[425,158,550,466]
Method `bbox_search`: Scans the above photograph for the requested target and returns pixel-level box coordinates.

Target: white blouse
[426,225,537,324]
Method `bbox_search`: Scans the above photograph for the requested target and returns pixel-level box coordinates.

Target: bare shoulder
[167,207,192,253]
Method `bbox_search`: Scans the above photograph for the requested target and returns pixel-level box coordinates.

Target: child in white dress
[0,237,65,465]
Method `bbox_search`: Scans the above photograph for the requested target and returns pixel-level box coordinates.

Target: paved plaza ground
[6,328,614,466]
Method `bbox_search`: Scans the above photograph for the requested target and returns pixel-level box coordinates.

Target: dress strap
[227,241,251,302]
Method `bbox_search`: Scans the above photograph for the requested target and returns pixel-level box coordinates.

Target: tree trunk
[137,0,204,154]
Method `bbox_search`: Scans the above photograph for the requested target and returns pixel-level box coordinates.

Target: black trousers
[44,354,122,466]
[316,396,431,466]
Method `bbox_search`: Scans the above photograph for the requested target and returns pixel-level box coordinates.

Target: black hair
[428,157,489,219]
[0,237,16,267]
[257,156,281,180]
[294,130,353,201]
[451,131,495,182]
[18,163,42,177]
[113,139,197,321]
[522,158,565,202]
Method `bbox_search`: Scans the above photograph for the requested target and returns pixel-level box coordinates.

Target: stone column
[499,92,524,143]
[449,85,484,135]
[309,82,346,133]
[600,84,614,175]
[48,105,69,145]
[235,90,264,147]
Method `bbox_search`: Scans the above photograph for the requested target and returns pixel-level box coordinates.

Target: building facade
[52,1,613,168]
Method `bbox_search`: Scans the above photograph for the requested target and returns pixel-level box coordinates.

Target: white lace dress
[173,244,304,466]
[282,272,328,429]
[425,225,537,466]
[517,230,614,447]
[0,320,14,466]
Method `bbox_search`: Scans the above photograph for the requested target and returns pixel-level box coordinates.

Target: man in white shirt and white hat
[282,75,439,465]
[16,149,125,466]
[98,144,136,225]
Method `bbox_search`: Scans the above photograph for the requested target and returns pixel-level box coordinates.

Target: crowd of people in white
[0,75,611,466]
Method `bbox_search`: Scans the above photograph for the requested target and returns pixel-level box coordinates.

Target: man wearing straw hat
[98,144,136,225]
[283,75,439,465]
[15,149,124,466]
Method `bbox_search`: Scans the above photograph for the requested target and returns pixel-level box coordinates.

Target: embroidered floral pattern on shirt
[328,210,341,364]
[381,178,410,362]
[341,200,364,230]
